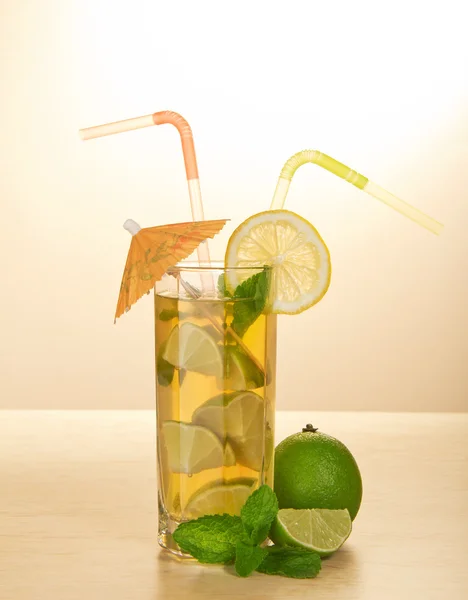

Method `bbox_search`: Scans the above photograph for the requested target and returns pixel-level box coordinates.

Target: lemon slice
[225,209,331,314]
[161,421,235,474]
[184,478,257,519]
[162,322,223,377]
[192,391,273,471]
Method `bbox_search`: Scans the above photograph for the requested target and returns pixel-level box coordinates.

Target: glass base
[158,527,192,557]
[158,495,192,557]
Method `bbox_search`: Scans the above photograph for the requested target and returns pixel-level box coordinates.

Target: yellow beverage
[154,265,276,555]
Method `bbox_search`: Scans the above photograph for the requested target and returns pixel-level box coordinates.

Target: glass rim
[167,261,271,273]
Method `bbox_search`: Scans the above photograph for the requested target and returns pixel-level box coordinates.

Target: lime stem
[302,424,318,433]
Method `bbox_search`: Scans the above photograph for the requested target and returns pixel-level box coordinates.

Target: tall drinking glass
[154,263,277,555]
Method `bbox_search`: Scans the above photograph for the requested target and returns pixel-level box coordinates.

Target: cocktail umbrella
[115,218,227,321]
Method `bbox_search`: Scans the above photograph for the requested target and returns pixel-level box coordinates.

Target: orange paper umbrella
[115,218,227,320]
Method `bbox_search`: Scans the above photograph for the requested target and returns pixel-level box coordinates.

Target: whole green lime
[274,424,363,520]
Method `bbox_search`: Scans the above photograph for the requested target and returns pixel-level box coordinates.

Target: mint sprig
[235,541,268,577]
[231,270,269,337]
[241,484,278,545]
[257,546,322,579]
[172,514,244,564]
[171,484,322,579]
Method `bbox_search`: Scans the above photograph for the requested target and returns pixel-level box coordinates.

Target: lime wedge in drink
[223,346,264,390]
[269,508,352,556]
[184,478,257,519]
[162,322,223,377]
[192,391,272,471]
[161,421,235,474]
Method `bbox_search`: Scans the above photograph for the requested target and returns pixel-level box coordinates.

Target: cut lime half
[269,508,352,556]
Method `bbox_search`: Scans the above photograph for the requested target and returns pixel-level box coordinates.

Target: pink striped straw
[80,111,213,286]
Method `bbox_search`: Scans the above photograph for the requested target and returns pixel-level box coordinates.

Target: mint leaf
[156,342,174,386]
[231,270,269,337]
[235,541,268,577]
[240,484,278,545]
[158,308,192,321]
[172,514,244,564]
[158,308,179,321]
[157,358,174,386]
[256,546,322,579]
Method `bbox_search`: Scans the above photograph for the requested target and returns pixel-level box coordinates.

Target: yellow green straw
[271,150,443,235]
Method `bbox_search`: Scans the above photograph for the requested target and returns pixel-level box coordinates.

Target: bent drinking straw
[271,150,443,235]
[80,111,214,288]
[80,111,264,371]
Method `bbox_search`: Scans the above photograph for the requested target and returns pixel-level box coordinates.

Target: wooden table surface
[1,411,467,600]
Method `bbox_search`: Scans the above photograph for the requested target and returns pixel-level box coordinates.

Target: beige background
[1,0,467,411]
